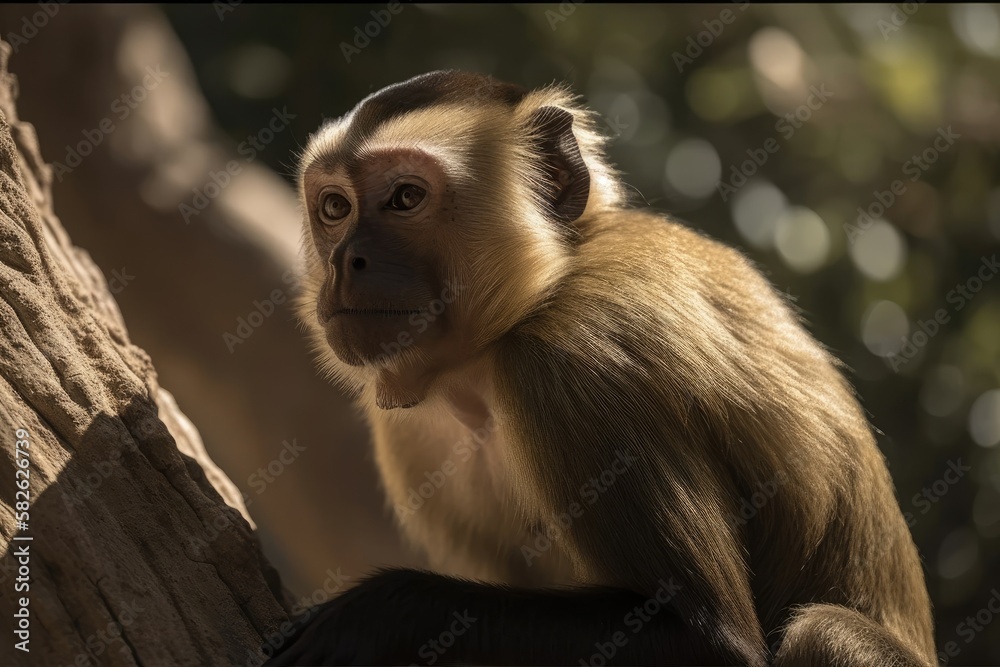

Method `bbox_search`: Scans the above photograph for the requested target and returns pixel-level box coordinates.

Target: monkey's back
[504,209,935,660]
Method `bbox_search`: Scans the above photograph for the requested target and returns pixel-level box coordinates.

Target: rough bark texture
[0,3,412,598]
[0,38,288,667]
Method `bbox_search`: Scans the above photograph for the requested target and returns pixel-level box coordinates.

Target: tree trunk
[0,37,288,667]
[0,3,413,598]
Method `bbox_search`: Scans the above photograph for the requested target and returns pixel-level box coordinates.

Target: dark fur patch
[354,70,526,132]
[318,71,527,171]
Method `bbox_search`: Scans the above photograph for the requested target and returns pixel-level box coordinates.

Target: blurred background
[3,3,998,663]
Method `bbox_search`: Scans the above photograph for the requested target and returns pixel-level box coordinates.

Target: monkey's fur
[268,71,935,666]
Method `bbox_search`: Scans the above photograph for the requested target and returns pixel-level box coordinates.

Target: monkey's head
[298,71,622,408]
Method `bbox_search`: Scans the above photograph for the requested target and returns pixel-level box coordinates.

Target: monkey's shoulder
[576,208,767,290]
[530,209,787,341]
[498,207,819,398]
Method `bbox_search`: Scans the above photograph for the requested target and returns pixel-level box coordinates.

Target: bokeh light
[731,180,786,250]
[969,389,1000,448]
[774,206,830,273]
[664,138,721,199]
[849,219,907,282]
[862,300,909,357]
[950,4,1000,58]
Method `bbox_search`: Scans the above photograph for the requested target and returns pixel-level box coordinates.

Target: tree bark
[0,37,288,667]
[0,3,413,598]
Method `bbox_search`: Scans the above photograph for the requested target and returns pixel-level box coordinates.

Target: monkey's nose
[351,257,367,271]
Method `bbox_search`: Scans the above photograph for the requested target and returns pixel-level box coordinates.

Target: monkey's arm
[264,568,713,666]
[493,331,770,667]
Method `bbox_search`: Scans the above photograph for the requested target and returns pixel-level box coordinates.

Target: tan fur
[296,74,935,666]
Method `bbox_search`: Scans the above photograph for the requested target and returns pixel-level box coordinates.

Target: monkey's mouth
[332,308,425,318]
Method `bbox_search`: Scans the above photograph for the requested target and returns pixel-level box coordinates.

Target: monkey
[264,70,936,666]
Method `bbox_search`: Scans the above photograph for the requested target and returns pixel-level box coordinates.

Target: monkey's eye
[319,192,351,223]
[387,184,426,211]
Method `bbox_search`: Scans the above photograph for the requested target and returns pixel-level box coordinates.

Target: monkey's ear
[528,106,591,223]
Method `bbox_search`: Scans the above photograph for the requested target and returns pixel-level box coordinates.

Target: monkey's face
[298,71,598,391]
[302,148,459,368]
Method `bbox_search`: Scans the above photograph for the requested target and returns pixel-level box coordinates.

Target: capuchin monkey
[265,71,935,666]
